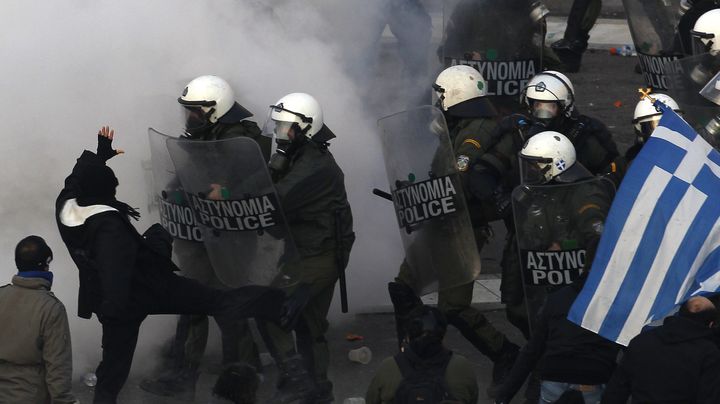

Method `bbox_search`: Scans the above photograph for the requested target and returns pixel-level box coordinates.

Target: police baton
[335,209,349,313]
[372,188,392,201]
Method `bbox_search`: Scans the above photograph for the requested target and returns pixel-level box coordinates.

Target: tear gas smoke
[0,0,435,377]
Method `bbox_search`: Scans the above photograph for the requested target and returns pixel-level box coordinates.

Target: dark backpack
[394,350,456,404]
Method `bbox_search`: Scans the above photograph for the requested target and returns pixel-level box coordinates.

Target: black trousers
[92,270,284,404]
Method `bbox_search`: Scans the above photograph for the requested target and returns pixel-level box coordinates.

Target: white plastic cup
[347,346,372,365]
[83,372,97,387]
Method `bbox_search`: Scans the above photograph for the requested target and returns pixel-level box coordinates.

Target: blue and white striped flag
[568,102,720,346]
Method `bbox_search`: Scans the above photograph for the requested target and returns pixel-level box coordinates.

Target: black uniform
[56,150,285,404]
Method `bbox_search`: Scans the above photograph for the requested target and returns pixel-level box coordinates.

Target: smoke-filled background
[0,0,437,376]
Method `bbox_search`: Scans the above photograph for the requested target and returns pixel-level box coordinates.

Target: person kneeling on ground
[365,305,478,404]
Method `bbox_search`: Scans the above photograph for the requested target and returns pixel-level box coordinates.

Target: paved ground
[72,13,643,404]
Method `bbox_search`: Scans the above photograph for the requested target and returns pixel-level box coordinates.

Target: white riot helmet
[262,93,327,141]
[433,65,497,117]
[632,93,682,142]
[178,75,251,136]
[691,9,720,55]
[519,131,589,184]
[522,71,576,124]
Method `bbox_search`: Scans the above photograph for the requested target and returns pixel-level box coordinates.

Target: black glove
[96,128,122,161]
[142,223,173,258]
[494,188,512,219]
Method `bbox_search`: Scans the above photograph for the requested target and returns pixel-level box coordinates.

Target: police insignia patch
[457,155,470,172]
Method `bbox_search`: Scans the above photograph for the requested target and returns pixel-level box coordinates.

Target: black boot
[307,379,334,404]
[270,355,315,404]
[550,37,588,73]
[138,365,199,401]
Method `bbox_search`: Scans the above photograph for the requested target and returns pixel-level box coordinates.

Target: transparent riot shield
[665,54,720,144]
[378,106,481,295]
[148,129,204,244]
[623,0,684,90]
[165,134,297,288]
[441,0,544,114]
[512,177,614,332]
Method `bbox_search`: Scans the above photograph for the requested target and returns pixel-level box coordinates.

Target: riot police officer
[260,93,355,403]
[468,71,622,339]
[141,75,271,399]
[491,132,617,404]
[626,93,683,162]
[389,65,521,389]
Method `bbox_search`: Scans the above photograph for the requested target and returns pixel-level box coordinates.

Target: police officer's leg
[94,315,145,404]
[552,0,601,71]
[216,317,263,371]
[501,232,531,339]
[261,252,338,400]
[184,314,209,368]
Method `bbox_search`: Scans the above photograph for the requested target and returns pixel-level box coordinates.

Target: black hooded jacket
[56,151,178,319]
[602,316,720,404]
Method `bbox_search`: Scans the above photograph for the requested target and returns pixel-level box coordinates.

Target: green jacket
[274,140,355,259]
[474,112,623,194]
[450,117,497,169]
[0,276,76,404]
[450,116,501,227]
[365,351,478,404]
[207,120,272,161]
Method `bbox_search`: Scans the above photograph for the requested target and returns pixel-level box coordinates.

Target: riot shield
[512,177,614,332]
[165,134,297,288]
[441,0,544,114]
[148,129,204,243]
[665,53,720,142]
[378,106,481,295]
[622,0,684,90]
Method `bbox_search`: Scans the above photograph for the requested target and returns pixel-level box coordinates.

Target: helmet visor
[182,105,211,132]
[531,101,560,120]
[262,117,298,141]
[519,155,553,185]
[700,70,720,106]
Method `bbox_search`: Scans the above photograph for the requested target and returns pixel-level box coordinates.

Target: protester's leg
[94,316,145,404]
[539,381,568,403]
[142,269,285,322]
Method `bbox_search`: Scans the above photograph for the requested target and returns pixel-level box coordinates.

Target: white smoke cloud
[0,0,434,378]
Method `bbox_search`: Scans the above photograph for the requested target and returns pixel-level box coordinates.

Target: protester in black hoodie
[55,127,296,404]
[491,269,621,404]
[602,296,720,404]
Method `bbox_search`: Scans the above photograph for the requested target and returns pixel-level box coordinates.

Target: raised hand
[97,126,125,161]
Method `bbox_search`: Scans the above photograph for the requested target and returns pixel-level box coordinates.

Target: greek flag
[568,102,720,346]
